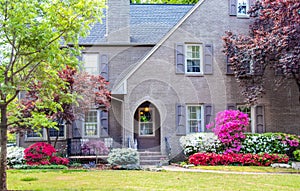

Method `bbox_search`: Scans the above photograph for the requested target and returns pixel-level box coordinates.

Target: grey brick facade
[18,0,300,160]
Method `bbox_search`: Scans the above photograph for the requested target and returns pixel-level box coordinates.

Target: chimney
[106,0,130,43]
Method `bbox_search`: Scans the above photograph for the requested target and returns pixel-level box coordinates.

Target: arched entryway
[134,101,161,152]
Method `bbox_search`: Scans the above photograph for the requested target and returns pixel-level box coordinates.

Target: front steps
[139,151,168,166]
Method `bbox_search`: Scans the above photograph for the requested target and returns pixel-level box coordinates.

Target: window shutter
[176,43,185,74]
[100,54,109,81]
[204,104,213,131]
[255,105,265,133]
[226,56,234,74]
[77,54,84,71]
[227,103,237,110]
[176,103,186,135]
[100,110,109,137]
[72,119,83,138]
[204,44,213,74]
[229,0,237,16]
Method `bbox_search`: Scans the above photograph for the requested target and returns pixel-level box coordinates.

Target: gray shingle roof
[79,4,193,45]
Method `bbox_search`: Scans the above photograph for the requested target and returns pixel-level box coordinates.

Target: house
[18,0,300,162]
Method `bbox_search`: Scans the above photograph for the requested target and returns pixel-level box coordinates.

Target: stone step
[138,151,168,166]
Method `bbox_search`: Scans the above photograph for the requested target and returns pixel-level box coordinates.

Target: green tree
[0,0,105,190]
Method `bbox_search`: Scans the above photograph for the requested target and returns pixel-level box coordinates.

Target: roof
[79,4,194,45]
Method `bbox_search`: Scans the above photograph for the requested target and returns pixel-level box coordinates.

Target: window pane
[49,124,65,137]
[84,124,97,136]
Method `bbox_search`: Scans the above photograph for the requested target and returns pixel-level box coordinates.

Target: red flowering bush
[207,110,249,153]
[189,152,289,166]
[24,142,69,166]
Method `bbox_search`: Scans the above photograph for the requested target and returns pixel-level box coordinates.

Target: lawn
[7,169,300,191]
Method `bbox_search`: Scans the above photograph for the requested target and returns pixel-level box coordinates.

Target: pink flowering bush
[24,142,69,166]
[189,152,289,166]
[207,110,249,153]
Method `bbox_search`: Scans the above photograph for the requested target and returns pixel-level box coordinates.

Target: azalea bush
[24,142,69,166]
[240,133,300,156]
[7,146,25,167]
[179,133,224,156]
[189,152,289,166]
[207,110,249,153]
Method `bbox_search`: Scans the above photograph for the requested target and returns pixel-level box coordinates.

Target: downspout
[110,96,125,147]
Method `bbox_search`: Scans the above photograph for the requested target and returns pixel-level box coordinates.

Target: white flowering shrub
[180,133,224,156]
[240,133,299,155]
[107,148,139,166]
[7,146,25,167]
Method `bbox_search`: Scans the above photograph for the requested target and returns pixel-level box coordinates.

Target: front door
[134,102,160,152]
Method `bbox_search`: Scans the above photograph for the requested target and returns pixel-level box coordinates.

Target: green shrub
[293,150,300,161]
[20,177,38,181]
[107,148,139,166]
[179,133,224,156]
[13,164,68,169]
[7,146,25,167]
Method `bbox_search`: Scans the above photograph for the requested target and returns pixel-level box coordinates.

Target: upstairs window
[186,45,202,74]
[82,53,99,75]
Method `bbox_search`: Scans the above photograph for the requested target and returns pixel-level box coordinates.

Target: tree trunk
[0,105,8,191]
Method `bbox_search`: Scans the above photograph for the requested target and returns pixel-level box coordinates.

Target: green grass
[7,169,300,191]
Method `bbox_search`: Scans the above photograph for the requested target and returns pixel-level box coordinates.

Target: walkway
[150,165,300,175]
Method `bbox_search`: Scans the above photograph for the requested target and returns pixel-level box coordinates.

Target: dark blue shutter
[176,103,186,135]
[100,110,109,137]
[204,44,213,74]
[100,54,109,81]
[72,119,83,138]
[204,104,213,131]
[176,43,185,74]
[227,103,237,110]
[229,0,237,16]
[255,105,265,133]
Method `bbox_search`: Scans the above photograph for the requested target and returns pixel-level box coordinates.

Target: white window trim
[83,109,100,138]
[237,0,250,18]
[186,104,204,134]
[138,107,155,137]
[185,44,203,75]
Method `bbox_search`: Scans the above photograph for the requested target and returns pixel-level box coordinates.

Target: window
[237,104,252,132]
[229,0,251,18]
[139,107,154,136]
[84,109,99,137]
[186,105,204,133]
[82,53,99,75]
[237,0,249,17]
[49,123,65,138]
[186,45,202,74]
